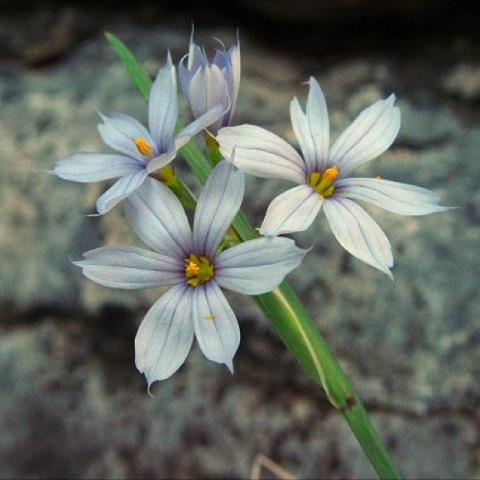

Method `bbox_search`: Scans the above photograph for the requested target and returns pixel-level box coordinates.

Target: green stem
[205,134,223,166]
[106,32,402,479]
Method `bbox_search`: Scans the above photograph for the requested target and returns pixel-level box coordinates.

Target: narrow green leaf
[105,32,152,100]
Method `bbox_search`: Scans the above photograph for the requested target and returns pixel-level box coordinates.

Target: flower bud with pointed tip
[179,29,240,135]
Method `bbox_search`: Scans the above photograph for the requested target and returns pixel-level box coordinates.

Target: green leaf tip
[104,31,152,100]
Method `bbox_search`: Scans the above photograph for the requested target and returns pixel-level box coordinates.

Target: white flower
[217,78,451,278]
[53,53,223,215]
[179,29,240,134]
[74,161,307,386]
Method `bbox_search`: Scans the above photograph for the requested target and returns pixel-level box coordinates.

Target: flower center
[308,167,339,198]
[134,137,154,158]
[184,254,214,287]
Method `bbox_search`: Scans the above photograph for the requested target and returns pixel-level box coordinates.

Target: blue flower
[179,29,240,134]
[74,161,308,386]
[53,53,223,215]
[217,78,452,278]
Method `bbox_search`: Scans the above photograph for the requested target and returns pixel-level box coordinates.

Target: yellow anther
[308,171,322,188]
[308,167,340,198]
[184,254,214,287]
[376,176,382,180]
[203,314,217,321]
[323,167,339,182]
[134,137,154,158]
[185,261,200,276]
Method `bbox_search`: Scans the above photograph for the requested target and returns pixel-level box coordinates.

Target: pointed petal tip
[189,22,195,44]
[386,93,397,104]
[68,255,83,267]
[258,227,277,238]
[225,359,234,374]
[147,383,157,399]
[386,268,395,283]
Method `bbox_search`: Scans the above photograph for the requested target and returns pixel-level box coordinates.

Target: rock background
[1,2,479,479]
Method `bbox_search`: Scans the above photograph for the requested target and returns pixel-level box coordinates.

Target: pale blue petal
[97,112,152,161]
[178,28,206,93]
[290,78,329,174]
[174,105,224,150]
[336,178,453,216]
[184,66,207,119]
[146,143,177,174]
[193,161,244,258]
[136,284,194,386]
[54,153,141,182]
[306,77,330,172]
[290,97,317,173]
[217,125,307,183]
[226,43,240,123]
[329,95,400,176]
[215,237,308,295]
[149,53,178,151]
[260,185,323,236]
[96,169,148,215]
[323,197,394,278]
[186,29,208,72]
[73,246,184,289]
[124,178,192,258]
[192,281,239,372]
[204,64,230,132]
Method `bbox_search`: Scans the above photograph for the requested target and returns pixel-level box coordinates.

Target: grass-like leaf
[105,32,152,100]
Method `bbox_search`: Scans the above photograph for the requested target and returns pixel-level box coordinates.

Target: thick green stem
[106,32,402,480]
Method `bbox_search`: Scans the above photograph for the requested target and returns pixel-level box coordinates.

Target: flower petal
[193,161,244,258]
[149,52,178,152]
[192,282,239,372]
[98,112,151,161]
[329,95,401,176]
[174,104,224,150]
[290,97,316,173]
[136,284,194,386]
[217,125,306,184]
[184,66,207,120]
[227,42,241,121]
[53,153,141,183]
[337,178,452,216]
[73,246,184,289]
[306,77,330,171]
[124,178,192,258]
[323,197,393,278]
[290,77,329,174]
[146,143,177,174]
[215,237,308,295]
[259,185,323,236]
[96,169,148,215]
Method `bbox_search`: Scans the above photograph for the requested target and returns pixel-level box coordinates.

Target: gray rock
[443,63,480,101]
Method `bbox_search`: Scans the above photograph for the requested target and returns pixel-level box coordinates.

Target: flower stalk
[106,32,401,479]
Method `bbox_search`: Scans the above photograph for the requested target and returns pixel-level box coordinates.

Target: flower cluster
[54,31,449,387]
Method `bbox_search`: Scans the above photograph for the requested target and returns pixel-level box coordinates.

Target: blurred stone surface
[0,21,479,480]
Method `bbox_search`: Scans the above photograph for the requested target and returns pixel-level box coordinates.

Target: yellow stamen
[203,314,217,321]
[308,167,340,198]
[323,167,339,183]
[184,254,214,287]
[134,137,154,158]
[185,261,200,276]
